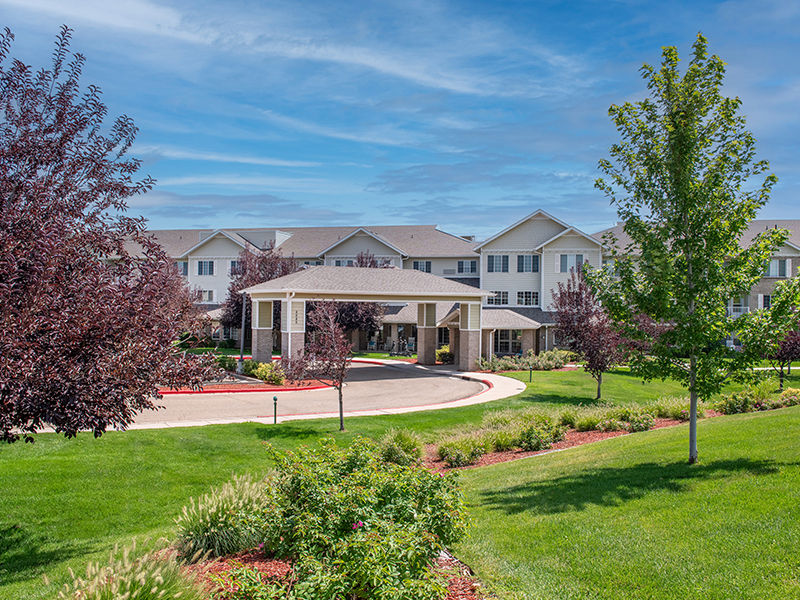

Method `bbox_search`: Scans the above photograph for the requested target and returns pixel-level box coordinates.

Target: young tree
[553,269,625,399]
[302,301,353,431]
[737,280,800,390]
[0,27,215,442]
[590,33,800,463]
[219,244,298,341]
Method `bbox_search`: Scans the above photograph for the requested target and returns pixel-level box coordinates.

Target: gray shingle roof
[593,219,800,252]
[381,302,458,324]
[134,225,478,259]
[241,266,490,298]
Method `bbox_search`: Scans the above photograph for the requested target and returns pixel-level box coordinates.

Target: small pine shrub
[380,428,423,466]
[253,361,286,385]
[437,435,488,467]
[57,541,205,600]
[175,473,277,560]
[435,345,454,364]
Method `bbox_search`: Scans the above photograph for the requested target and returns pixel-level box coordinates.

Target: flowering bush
[626,412,656,432]
[516,415,565,451]
[253,361,285,385]
[597,417,625,432]
[435,344,454,364]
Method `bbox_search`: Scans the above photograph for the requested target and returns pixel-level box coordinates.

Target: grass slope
[0,369,785,598]
[456,407,800,600]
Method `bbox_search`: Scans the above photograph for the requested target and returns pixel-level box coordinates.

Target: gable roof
[241,266,491,299]
[474,209,570,250]
[176,229,258,258]
[316,227,409,258]
[133,225,478,259]
[593,219,800,253]
[535,226,603,250]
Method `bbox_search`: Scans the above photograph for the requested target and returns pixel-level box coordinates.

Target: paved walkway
[129,361,525,429]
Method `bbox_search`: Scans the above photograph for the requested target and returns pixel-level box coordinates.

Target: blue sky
[3,0,799,238]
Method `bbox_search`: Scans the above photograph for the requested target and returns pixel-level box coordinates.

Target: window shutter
[502,255,509,272]
[517,255,524,272]
[758,294,763,309]
[788,259,793,277]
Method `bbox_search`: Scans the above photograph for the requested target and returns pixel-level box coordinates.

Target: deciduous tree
[590,33,800,463]
[302,301,353,431]
[0,27,215,442]
[553,269,625,399]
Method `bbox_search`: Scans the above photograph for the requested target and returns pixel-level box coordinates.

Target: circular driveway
[132,362,487,428]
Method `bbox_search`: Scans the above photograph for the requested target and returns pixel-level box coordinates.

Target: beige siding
[481,252,542,306]
[540,234,603,308]
[183,234,244,304]
[480,215,566,251]
[324,234,401,265]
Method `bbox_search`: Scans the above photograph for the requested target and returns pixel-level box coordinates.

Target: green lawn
[455,406,800,600]
[0,368,794,598]
[351,351,417,360]
[184,346,247,356]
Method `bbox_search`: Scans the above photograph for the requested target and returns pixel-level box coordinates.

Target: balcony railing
[727,307,749,319]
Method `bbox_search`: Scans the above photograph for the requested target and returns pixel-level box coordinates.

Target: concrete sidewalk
[128,362,525,430]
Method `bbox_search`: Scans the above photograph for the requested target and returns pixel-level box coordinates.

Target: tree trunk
[779,365,785,391]
[596,372,602,400]
[689,355,698,464]
[338,385,344,431]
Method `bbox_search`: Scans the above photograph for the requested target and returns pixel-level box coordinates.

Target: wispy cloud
[134,144,319,167]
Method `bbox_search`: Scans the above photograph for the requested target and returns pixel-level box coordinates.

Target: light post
[273,395,278,425]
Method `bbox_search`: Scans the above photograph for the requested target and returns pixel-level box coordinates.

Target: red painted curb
[158,384,331,395]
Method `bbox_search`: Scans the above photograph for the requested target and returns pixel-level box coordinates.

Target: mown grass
[455,406,800,600]
[0,368,792,598]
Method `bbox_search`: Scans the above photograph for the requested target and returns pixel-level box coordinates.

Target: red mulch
[161,379,330,393]
[424,415,717,473]
[187,550,486,599]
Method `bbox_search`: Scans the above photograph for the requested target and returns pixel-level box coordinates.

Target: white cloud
[134,145,319,167]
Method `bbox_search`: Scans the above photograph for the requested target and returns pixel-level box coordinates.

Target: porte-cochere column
[416,302,437,365]
[251,300,273,362]
[280,299,306,362]
[458,302,481,372]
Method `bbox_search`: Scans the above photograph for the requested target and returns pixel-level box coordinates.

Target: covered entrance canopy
[241,266,491,371]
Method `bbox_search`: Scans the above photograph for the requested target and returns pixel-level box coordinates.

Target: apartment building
[142,212,800,355]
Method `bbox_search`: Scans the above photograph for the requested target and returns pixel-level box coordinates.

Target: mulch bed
[160,378,330,393]
[187,550,487,600]
[424,414,724,473]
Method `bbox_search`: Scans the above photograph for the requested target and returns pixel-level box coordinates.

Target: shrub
[574,412,603,432]
[435,344,454,364]
[558,407,579,428]
[715,391,756,415]
[477,349,569,372]
[597,417,625,432]
[253,361,285,385]
[216,355,238,372]
[516,416,565,451]
[626,412,656,432]
[175,473,277,560]
[437,435,488,467]
[57,541,205,600]
[380,428,423,466]
[242,359,260,377]
[485,428,517,452]
[781,388,800,406]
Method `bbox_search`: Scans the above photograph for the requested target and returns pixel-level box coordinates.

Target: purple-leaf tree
[553,269,626,399]
[303,301,353,431]
[0,27,216,442]
[220,244,298,341]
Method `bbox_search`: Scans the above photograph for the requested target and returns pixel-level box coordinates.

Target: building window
[517,255,540,273]
[229,260,241,275]
[487,291,508,305]
[303,260,323,266]
[494,329,522,355]
[762,295,771,309]
[559,254,584,273]
[765,258,790,278]
[197,260,214,276]
[487,255,509,273]
[437,327,450,347]
[200,290,214,303]
[517,291,539,306]
[458,260,477,274]
[175,261,188,276]
[413,260,432,273]
[335,259,355,267]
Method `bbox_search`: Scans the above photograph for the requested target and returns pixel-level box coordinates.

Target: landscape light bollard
[529,367,533,382]
[273,395,278,425]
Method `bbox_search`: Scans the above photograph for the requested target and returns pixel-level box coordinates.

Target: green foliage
[216,355,238,372]
[516,416,566,451]
[379,428,423,466]
[252,361,286,385]
[626,413,656,432]
[175,474,277,560]
[597,417,625,432]
[478,349,569,372]
[211,565,285,600]
[437,434,488,468]
[435,344,454,364]
[242,359,260,377]
[57,541,205,600]
[715,379,782,414]
[591,33,798,462]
